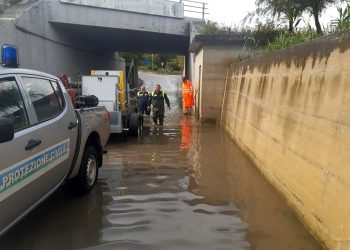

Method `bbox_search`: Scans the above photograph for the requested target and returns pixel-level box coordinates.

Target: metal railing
[173,0,208,19]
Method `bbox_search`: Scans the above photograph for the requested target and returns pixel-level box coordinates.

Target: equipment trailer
[82,70,142,136]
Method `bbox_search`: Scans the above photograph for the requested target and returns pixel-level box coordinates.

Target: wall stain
[247,79,252,96]
[282,111,299,151]
[236,75,246,117]
[256,76,268,100]
[269,77,274,95]
[281,76,289,96]
[242,96,249,123]
[328,73,342,99]
[240,76,246,94]
[261,76,268,100]
[289,75,304,107]
[256,104,264,129]
[312,75,326,114]
[302,77,313,113]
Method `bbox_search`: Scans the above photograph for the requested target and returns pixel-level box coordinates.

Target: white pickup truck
[0,67,110,235]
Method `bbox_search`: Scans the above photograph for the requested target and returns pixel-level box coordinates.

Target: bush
[166,59,181,72]
[330,5,350,31]
[264,30,317,52]
[134,54,183,74]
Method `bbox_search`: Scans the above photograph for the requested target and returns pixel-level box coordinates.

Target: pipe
[220,63,233,126]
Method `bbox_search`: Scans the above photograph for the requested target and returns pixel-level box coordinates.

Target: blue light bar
[1,45,19,68]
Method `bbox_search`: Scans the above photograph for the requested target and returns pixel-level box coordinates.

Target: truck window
[22,77,63,123]
[0,77,29,131]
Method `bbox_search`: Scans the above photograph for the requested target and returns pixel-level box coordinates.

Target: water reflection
[0,182,105,250]
[98,115,321,250]
[94,163,250,250]
[180,117,193,151]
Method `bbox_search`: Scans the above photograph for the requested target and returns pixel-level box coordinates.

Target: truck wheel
[76,145,98,194]
[129,113,142,137]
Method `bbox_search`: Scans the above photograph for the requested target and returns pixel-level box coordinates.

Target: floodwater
[0,72,322,250]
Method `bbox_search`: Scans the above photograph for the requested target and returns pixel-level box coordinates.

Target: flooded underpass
[0,72,322,250]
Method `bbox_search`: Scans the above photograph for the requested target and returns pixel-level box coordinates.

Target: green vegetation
[264,29,317,52]
[120,52,184,74]
[119,1,350,65]
[201,1,350,57]
[245,0,304,33]
[301,0,346,35]
[201,20,239,35]
[264,3,350,51]
[247,0,348,35]
[139,54,184,74]
[331,4,350,30]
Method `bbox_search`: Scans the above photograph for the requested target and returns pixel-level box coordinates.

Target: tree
[301,0,346,35]
[248,0,304,33]
[250,0,347,35]
[120,52,144,66]
[284,7,304,33]
[331,4,350,31]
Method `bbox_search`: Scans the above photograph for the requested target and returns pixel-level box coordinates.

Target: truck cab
[0,45,110,235]
[0,68,80,233]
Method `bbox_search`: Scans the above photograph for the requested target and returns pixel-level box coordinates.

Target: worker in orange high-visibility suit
[181,76,194,115]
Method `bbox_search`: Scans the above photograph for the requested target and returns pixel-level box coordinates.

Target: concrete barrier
[221,31,350,249]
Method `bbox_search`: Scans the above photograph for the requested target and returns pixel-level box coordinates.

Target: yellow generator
[90,70,127,111]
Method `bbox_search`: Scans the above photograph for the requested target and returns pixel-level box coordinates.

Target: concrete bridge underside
[51,23,190,55]
[0,0,202,78]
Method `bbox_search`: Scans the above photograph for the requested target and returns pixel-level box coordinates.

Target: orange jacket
[182,80,194,108]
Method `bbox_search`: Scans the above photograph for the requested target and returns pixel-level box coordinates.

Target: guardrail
[173,0,208,19]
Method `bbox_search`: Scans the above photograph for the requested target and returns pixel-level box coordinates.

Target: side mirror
[0,118,14,143]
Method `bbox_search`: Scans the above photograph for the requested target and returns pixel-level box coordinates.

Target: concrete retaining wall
[193,44,255,123]
[221,31,350,249]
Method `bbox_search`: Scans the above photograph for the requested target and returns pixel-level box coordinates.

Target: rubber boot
[159,115,164,126]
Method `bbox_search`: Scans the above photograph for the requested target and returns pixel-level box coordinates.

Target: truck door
[0,75,42,233]
[19,76,78,193]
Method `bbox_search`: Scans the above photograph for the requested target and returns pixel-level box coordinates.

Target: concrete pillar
[184,52,195,81]
[185,53,190,79]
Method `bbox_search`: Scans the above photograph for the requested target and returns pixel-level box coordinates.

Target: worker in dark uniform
[149,84,170,126]
[137,85,150,114]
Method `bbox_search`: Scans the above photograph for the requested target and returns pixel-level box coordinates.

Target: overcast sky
[185,0,345,29]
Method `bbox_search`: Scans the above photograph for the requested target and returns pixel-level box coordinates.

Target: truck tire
[75,145,98,194]
[129,113,142,137]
